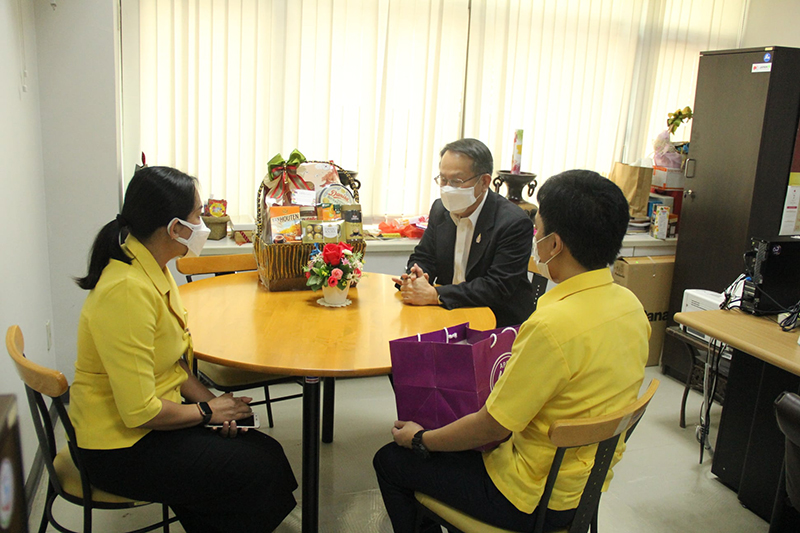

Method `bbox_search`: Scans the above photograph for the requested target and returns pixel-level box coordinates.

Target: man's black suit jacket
[408,190,535,328]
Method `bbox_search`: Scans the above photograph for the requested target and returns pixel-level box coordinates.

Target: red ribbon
[267,164,312,200]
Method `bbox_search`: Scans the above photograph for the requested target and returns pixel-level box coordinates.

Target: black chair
[6,325,177,533]
[531,272,549,312]
[770,391,800,532]
[175,253,302,428]
[415,379,660,533]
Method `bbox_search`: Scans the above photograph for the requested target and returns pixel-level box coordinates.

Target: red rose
[327,276,338,287]
[305,271,311,279]
[322,244,343,266]
[340,242,353,253]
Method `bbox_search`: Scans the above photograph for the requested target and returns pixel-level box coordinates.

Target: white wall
[34,0,121,382]
[0,0,56,471]
[742,0,800,48]
[1,0,120,478]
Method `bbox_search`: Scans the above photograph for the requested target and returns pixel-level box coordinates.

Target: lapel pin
[476,233,482,244]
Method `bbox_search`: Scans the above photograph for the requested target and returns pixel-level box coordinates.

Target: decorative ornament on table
[304,242,364,307]
[201,196,230,240]
[494,129,537,222]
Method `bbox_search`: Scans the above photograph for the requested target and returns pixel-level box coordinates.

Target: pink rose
[331,268,343,280]
[328,276,338,287]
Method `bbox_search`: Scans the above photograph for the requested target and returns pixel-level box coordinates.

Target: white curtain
[131,0,746,218]
[136,0,468,219]
[463,0,747,190]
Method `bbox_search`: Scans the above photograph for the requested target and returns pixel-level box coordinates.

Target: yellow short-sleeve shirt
[69,236,191,450]
[484,268,650,513]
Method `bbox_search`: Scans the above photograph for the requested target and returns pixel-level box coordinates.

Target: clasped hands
[207,392,253,438]
[391,263,439,306]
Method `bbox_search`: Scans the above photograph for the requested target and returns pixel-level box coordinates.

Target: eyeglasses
[433,173,483,187]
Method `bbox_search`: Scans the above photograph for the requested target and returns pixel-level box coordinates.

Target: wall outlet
[46,321,52,351]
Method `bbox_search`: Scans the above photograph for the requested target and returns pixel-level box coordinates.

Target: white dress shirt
[450,191,488,284]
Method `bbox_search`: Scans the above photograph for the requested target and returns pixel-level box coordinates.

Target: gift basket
[253,149,365,291]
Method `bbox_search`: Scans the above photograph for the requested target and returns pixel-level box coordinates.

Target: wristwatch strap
[412,429,431,459]
[197,402,213,425]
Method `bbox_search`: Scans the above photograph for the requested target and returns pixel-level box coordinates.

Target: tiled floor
[30,367,770,532]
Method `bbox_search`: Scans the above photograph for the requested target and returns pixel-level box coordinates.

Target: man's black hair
[440,138,493,177]
[537,169,629,270]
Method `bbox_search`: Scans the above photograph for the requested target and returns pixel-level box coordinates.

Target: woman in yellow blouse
[71,166,297,533]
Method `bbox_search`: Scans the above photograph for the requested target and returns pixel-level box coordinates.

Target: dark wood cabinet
[663,47,800,379]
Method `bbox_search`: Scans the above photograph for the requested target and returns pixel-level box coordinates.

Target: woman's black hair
[75,166,199,290]
[537,169,629,270]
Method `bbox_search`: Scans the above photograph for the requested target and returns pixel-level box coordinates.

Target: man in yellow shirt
[374,170,650,532]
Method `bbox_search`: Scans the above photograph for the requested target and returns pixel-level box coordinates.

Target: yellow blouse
[69,236,191,449]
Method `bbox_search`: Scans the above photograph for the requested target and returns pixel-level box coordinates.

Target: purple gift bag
[389,323,519,450]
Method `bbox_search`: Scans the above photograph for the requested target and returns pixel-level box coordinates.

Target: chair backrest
[175,253,257,282]
[5,325,83,500]
[775,391,800,509]
[535,378,660,533]
[527,257,549,311]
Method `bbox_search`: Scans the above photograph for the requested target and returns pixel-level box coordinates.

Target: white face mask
[170,217,210,257]
[440,184,479,214]
[532,233,560,281]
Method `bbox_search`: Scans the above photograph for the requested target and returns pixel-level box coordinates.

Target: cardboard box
[612,256,676,366]
[650,205,670,240]
[647,192,674,218]
[652,165,685,190]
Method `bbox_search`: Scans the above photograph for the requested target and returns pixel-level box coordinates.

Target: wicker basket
[253,162,364,291]
[253,236,366,291]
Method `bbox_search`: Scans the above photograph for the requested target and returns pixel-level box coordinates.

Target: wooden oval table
[180,271,496,533]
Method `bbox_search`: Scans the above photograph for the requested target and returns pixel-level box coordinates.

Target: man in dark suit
[392,138,535,328]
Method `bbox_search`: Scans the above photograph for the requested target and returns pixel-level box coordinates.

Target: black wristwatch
[197,402,213,425]
[412,429,431,459]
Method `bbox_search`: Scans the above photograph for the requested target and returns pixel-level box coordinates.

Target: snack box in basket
[301,220,343,244]
[342,204,363,241]
[229,215,256,244]
[268,205,301,243]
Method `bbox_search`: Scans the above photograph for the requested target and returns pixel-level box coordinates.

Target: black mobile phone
[204,413,260,429]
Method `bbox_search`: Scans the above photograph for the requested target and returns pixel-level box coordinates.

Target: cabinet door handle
[684,189,695,199]
[685,158,696,178]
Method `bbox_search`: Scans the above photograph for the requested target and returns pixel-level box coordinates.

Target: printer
[681,289,724,343]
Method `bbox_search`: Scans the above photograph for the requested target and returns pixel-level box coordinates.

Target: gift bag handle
[416,326,459,343]
[490,327,518,348]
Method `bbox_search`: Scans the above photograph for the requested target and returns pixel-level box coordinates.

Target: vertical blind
[130,0,746,219]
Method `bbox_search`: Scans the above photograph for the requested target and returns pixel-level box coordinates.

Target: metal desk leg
[680,342,699,429]
[302,377,321,533]
[322,377,335,444]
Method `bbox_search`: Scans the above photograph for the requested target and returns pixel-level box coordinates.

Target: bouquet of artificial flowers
[304,242,364,291]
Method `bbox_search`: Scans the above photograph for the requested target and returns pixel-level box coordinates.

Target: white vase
[321,283,350,305]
